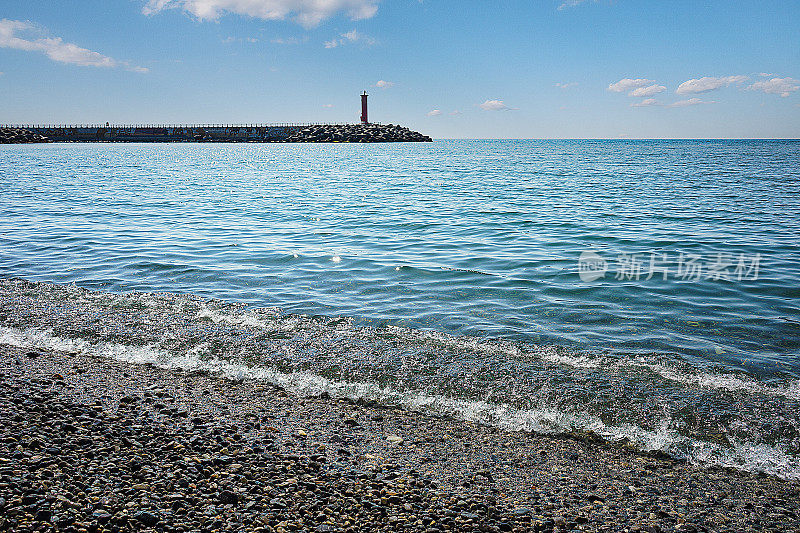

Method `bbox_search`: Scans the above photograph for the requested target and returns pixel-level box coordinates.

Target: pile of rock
[0,128,49,144]
[286,123,432,143]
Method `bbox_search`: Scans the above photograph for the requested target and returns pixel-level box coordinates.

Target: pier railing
[2,122,380,129]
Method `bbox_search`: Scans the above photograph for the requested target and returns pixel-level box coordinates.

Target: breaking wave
[2,315,799,481]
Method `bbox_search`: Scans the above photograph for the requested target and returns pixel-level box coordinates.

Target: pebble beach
[2,344,799,533]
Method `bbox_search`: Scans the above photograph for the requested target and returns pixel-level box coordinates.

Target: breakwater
[3,123,432,143]
[287,122,431,142]
[0,128,50,144]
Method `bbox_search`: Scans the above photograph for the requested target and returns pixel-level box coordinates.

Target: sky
[1,0,799,138]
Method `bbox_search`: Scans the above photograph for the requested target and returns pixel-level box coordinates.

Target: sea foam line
[193,303,800,401]
[1,324,798,481]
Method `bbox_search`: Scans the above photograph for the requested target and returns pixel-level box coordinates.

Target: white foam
[3,324,799,480]
[623,358,800,401]
[540,352,603,369]
[382,324,530,359]
[196,308,271,329]
[529,346,800,400]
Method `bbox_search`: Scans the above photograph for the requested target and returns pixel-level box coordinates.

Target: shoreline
[2,345,799,532]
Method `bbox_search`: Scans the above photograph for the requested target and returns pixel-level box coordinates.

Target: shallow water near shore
[1,140,799,479]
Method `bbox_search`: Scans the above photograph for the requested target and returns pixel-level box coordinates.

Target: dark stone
[22,494,42,505]
[269,498,287,509]
[133,510,160,527]
[218,490,238,505]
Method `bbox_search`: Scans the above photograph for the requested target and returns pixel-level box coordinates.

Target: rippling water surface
[1,140,799,478]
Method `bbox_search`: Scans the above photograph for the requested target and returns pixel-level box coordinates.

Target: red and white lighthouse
[360,91,369,124]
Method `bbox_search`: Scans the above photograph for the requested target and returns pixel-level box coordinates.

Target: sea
[1,139,798,479]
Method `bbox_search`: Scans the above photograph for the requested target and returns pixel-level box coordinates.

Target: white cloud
[668,98,707,107]
[375,79,393,89]
[558,0,589,10]
[747,77,799,98]
[629,84,666,97]
[630,98,711,108]
[324,29,375,48]
[323,103,333,108]
[271,36,305,45]
[0,19,147,72]
[450,110,462,115]
[426,109,442,116]
[608,78,655,93]
[479,99,512,111]
[630,98,659,107]
[675,75,748,95]
[609,78,667,98]
[555,82,578,89]
[222,35,259,43]
[143,0,379,28]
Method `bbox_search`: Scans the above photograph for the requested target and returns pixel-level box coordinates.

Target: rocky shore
[0,128,50,144]
[1,345,799,533]
[285,123,432,143]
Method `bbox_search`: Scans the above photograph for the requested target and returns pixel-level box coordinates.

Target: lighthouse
[360,91,369,124]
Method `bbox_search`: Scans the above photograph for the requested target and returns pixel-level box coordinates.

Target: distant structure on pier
[3,92,433,143]
[360,91,369,124]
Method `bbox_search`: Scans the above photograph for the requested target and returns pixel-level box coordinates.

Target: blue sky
[1,0,799,138]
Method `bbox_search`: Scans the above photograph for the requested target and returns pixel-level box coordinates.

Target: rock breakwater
[0,128,50,144]
[286,123,432,143]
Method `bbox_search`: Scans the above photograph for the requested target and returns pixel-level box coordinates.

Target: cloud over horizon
[323,29,375,48]
[668,97,708,107]
[630,98,659,107]
[608,78,657,95]
[675,75,748,95]
[0,19,146,72]
[558,0,590,10]
[479,99,512,111]
[629,84,666,97]
[143,0,380,28]
[631,97,710,108]
[747,77,799,98]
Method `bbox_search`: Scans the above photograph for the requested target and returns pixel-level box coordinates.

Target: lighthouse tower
[360,91,369,124]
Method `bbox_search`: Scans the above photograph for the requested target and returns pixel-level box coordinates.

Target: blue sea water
[1,140,799,478]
